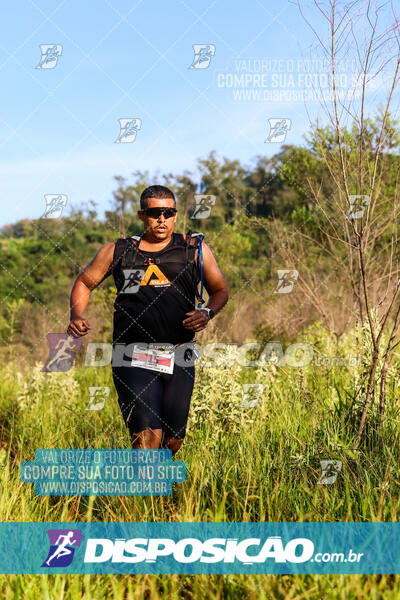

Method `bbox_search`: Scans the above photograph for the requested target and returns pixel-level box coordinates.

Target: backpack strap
[112,234,143,276]
[112,238,129,271]
[126,234,142,266]
[185,230,203,265]
[185,230,205,307]
[113,234,144,270]
[110,238,128,290]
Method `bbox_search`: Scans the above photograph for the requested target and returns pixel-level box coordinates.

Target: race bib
[131,344,175,374]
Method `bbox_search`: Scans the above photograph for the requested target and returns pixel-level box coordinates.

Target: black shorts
[112,358,195,439]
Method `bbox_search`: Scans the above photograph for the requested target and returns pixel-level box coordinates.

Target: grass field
[1,321,400,598]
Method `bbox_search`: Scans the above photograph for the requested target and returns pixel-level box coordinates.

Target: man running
[44,531,77,566]
[67,185,228,455]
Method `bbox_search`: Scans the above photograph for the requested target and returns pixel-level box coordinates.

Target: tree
[284,0,400,445]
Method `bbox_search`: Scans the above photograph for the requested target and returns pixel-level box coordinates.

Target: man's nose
[157,213,166,222]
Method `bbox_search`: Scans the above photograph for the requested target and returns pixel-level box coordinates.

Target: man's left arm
[182,242,229,332]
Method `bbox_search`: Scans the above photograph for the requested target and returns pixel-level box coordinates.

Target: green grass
[1,322,400,598]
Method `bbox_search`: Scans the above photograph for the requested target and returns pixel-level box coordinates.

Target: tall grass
[1,322,400,598]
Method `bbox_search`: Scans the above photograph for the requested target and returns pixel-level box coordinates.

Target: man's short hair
[140,185,176,210]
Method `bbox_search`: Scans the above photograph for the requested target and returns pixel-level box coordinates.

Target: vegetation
[2,322,400,597]
[2,6,400,585]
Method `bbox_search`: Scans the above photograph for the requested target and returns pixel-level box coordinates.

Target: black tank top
[112,233,201,344]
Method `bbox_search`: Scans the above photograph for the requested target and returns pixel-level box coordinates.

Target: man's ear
[138,210,145,223]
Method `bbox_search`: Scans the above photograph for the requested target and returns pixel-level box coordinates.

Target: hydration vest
[111,231,203,345]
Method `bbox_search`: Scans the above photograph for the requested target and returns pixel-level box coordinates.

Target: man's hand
[182,309,210,332]
[67,317,91,337]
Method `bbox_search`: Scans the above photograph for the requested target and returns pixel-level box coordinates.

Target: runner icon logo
[41,529,82,567]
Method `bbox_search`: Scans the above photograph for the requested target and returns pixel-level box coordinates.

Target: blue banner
[1,522,400,574]
[20,450,186,496]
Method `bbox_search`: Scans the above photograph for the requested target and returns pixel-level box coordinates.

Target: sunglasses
[143,207,177,219]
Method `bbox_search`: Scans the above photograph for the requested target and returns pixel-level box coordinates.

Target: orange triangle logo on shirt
[140,264,170,286]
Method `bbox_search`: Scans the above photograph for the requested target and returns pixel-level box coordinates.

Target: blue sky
[0,0,397,226]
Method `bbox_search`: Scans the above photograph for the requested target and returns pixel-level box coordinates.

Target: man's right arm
[67,242,115,337]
